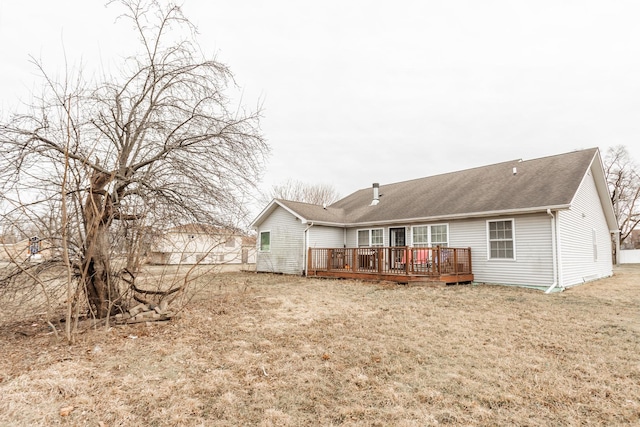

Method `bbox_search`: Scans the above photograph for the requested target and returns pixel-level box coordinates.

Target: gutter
[303,222,314,275]
[545,209,561,293]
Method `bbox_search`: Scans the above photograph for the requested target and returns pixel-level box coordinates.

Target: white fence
[620,249,640,264]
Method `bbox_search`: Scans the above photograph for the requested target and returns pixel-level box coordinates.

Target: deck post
[352,248,357,272]
[307,248,312,274]
[453,248,458,274]
[468,247,472,274]
[405,247,410,275]
[327,249,333,271]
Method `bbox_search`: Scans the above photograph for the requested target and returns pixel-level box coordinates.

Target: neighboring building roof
[166,223,243,235]
[251,148,618,229]
[242,235,257,246]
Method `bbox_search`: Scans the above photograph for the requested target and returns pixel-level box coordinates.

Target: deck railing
[307,246,472,278]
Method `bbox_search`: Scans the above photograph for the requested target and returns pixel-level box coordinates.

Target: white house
[149,224,256,266]
[251,148,618,292]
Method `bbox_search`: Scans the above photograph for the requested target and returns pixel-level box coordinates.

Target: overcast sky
[1,0,639,203]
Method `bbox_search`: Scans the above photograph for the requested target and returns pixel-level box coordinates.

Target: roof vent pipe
[512,167,517,175]
[371,183,380,206]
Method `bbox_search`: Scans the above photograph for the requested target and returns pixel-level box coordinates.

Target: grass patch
[1,265,640,425]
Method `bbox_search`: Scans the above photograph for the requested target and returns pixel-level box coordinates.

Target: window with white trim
[430,225,448,246]
[411,224,449,247]
[488,220,514,259]
[358,228,384,247]
[259,231,270,252]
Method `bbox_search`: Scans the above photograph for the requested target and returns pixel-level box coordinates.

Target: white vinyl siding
[307,226,344,249]
[345,229,357,248]
[449,215,554,287]
[255,206,305,274]
[557,170,613,286]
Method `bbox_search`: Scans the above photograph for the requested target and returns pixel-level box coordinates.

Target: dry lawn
[1,265,639,426]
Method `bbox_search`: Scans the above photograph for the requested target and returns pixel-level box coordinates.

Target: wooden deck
[307,246,473,284]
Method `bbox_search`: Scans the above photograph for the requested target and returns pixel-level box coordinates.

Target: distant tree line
[264,179,340,206]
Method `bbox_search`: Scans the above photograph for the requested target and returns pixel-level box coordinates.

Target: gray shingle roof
[255,148,602,226]
[332,148,599,224]
[275,199,346,224]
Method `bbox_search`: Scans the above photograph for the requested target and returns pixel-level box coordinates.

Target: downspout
[545,209,561,293]
[303,222,314,275]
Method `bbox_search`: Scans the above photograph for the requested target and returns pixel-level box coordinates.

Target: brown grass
[1,265,640,426]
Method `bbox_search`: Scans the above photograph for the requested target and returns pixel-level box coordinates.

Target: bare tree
[0,0,267,321]
[604,145,640,247]
[265,179,340,206]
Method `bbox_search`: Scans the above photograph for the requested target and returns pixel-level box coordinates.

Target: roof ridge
[517,147,598,164]
[276,198,325,208]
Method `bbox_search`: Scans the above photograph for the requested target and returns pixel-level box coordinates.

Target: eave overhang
[271,205,573,229]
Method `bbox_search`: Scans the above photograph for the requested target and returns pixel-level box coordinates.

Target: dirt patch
[1,266,640,426]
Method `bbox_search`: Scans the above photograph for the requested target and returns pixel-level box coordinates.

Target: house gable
[255,205,306,274]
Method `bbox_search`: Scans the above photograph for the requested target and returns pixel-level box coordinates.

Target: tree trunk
[82,171,122,318]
